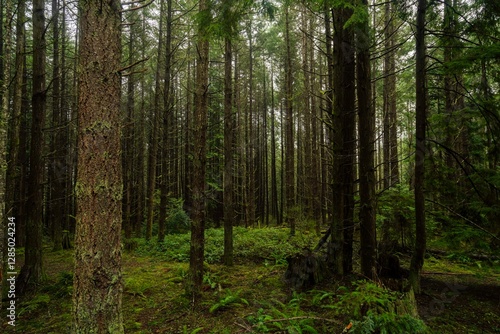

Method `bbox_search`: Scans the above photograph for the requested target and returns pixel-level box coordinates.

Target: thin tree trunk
[270,68,280,225]
[0,0,13,306]
[223,37,234,266]
[357,0,377,279]
[73,0,124,331]
[325,5,342,274]
[284,5,295,235]
[188,0,210,303]
[158,0,173,243]
[18,0,46,293]
[50,0,64,251]
[147,1,164,240]
[410,0,427,294]
[5,0,25,223]
[123,16,136,240]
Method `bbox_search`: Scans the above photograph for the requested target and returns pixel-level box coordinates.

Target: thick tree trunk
[188,0,210,303]
[329,5,355,275]
[410,0,427,294]
[72,0,124,332]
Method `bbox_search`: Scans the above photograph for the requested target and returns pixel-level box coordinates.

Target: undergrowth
[133,227,317,264]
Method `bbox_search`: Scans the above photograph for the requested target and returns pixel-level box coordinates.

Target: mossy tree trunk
[72,0,124,332]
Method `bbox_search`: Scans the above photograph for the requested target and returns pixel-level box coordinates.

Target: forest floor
[2,232,500,333]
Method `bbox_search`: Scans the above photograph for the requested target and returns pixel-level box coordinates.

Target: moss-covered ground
[1,228,499,333]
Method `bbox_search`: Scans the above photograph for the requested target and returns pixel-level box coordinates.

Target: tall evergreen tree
[410,0,428,294]
[72,0,124,331]
[188,0,210,303]
[18,0,46,293]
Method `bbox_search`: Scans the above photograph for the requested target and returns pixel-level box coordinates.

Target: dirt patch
[417,274,500,333]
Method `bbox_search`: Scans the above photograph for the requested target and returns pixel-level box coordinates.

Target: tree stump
[378,253,402,279]
[284,251,326,290]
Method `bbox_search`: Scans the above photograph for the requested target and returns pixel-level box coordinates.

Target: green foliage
[18,294,51,316]
[309,289,336,307]
[135,227,317,264]
[41,271,73,298]
[203,271,219,290]
[182,325,204,334]
[165,198,191,235]
[319,281,425,334]
[350,312,426,334]
[246,295,319,333]
[209,289,249,313]
[124,273,156,298]
[327,281,396,318]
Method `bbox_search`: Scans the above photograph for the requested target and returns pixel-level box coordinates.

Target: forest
[0,0,499,332]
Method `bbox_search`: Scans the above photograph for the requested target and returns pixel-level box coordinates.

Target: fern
[209,289,249,313]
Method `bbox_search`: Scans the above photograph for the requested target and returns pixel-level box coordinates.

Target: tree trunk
[270,69,280,225]
[188,0,210,303]
[72,0,124,332]
[5,0,24,223]
[223,37,234,266]
[158,0,173,243]
[18,0,46,294]
[146,0,164,241]
[410,0,427,294]
[284,5,295,236]
[357,0,377,279]
[0,0,13,306]
[325,5,342,274]
[50,0,64,251]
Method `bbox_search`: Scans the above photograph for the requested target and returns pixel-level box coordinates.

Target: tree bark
[284,5,295,235]
[410,0,427,294]
[50,0,64,251]
[188,0,210,303]
[72,0,124,331]
[18,0,46,293]
[146,0,164,241]
[0,0,13,306]
[357,0,377,279]
[158,0,173,243]
[223,37,235,266]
